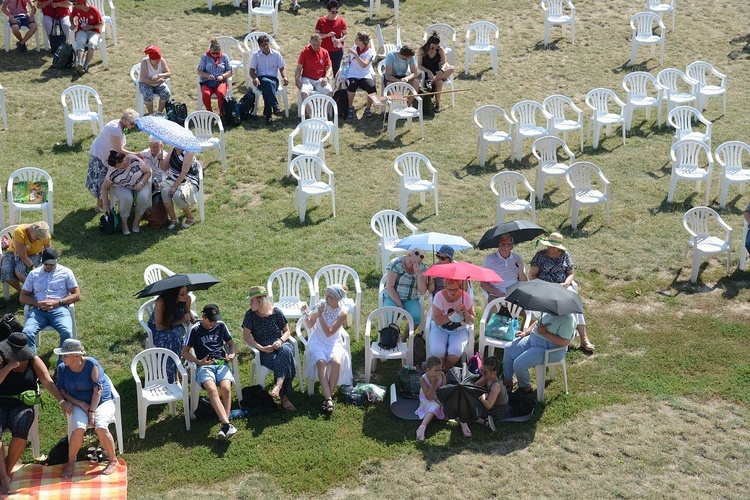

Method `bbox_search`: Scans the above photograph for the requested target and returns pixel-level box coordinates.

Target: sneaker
[433,105,441,114]
[216,426,227,441]
[364,108,373,118]
[272,106,281,115]
[224,423,237,439]
[76,62,85,76]
[485,415,496,432]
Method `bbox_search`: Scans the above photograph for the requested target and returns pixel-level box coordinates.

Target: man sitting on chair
[19,248,81,359]
[295,33,333,104]
[249,34,289,125]
[481,233,527,302]
[69,0,103,75]
[1,0,38,53]
[384,45,420,105]
[181,304,238,442]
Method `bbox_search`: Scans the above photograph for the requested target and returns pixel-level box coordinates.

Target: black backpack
[52,42,74,70]
[240,385,278,416]
[333,88,349,118]
[223,96,241,127]
[165,99,188,126]
[0,314,23,342]
[238,90,256,120]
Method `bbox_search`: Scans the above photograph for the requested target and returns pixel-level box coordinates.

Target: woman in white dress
[300,284,352,413]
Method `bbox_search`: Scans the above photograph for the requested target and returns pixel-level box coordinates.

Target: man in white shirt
[481,233,527,302]
[249,34,289,124]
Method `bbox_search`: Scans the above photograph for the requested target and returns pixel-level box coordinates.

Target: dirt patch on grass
[233,182,264,206]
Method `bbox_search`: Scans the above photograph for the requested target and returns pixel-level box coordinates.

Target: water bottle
[341,57,350,87]
[229,409,247,419]
[511,317,519,335]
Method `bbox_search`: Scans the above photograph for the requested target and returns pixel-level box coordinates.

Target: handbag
[340,385,367,406]
[99,210,121,235]
[486,314,517,341]
[377,322,400,350]
[412,332,426,368]
[396,366,421,399]
[49,18,66,54]
[467,351,483,375]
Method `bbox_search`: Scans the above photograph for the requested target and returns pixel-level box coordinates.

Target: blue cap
[436,245,454,260]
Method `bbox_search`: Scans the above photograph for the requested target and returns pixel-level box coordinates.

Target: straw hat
[537,232,567,251]
[247,286,268,300]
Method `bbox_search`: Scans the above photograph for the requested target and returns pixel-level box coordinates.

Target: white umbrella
[395,232,472,252]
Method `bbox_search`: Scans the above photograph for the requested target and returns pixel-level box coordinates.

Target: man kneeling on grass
[182,304,238,441]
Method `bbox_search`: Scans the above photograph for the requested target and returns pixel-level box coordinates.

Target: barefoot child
[415,356,446,441]
[475,356,511,431]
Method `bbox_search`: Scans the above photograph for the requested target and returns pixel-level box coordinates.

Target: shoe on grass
[224,423,237,439]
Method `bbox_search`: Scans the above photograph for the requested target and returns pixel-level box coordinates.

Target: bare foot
[61,463,75,479]
[269,386,281,399]
[102,459,119,475]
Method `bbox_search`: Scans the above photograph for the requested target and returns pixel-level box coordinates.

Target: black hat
[202,304,222,321]
[0,332,35,362]
[42,247,59,265]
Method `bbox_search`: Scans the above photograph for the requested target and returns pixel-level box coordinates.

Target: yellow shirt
[8,225,51,256]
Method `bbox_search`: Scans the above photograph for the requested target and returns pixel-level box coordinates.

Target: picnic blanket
[1,459,127,499]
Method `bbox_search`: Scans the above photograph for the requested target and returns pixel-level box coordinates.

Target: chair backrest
[474,105,511,132]
[131,347,184,387]
[715,141,750,172]
[296,118,331,144]
[289,155,325,183]
[482,297,524,323]
[366,306,414,342]
[683,206,725,238]
[217,36,243,61]
[623,71,659,97]
[490,171,529,199]
[667,106,705,133]
[301,95,337,122]
[511,100,548,127]
[61,85,100,114]
[542,95,579,122]
[631,11,663,36]
[647,0,674,7]
[314,264,361,298]
[423,23,456,50]
[671,139,712,167]
[394,152,433,183]
[384,82,418,105]
[130,63,140,84]
[7,168,53,204]
[0,225,19,250]
[567,161,601,189]
[656,68,695,94]
[533,135,574,165]
[267,267,314,304]
[256,0,276,9]
[466,21,499,47]
[686,61,721,88]
[243,31,280,55]
[137,297,157,347]
[143,264,175,285]
[185,111,223,140]
[370,209,416,241]
[542,0,569,17]
[586,88,619,113]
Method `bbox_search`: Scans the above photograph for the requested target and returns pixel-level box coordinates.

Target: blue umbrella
[136,115,202,153]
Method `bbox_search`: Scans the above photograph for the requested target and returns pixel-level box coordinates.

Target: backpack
[52,42,74,70]
[240,385,278,416]
[333,88,348,118]
[165,99,188,126]
[144,201,169,229]
[98,211,121,235]
[0,313,23,342]
[45,437,69,466]
[396,366,421,399]
[222,96,241,127]
[239,90,256,119]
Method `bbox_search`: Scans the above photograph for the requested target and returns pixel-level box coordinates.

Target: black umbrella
[436,367,488,423]
[477,220,546,250]
[505,280,584,315]
[134,273,221,298]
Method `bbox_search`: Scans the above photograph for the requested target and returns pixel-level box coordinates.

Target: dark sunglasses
[413,252,424,260]
[436,254,450,261]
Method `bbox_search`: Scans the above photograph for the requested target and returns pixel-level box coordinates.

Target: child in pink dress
[415,356,446,441]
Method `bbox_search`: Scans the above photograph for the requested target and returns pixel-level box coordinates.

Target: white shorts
[75,30,100,50]
[68,399,116,433]
[301,77,333,96]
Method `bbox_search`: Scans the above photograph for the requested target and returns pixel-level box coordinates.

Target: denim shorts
[10,15,35,29]
[196,363,234,387]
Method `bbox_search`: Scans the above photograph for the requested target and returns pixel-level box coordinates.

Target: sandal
[580,339,595,352]
[281,399,296,412]
[182,218,195,229]
[322,398,334,413]
[167,219,179,230]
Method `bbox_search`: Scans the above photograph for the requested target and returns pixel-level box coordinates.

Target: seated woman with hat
[0,332,70,494]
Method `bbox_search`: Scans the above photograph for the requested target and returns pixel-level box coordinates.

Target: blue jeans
[502,333,567,388]
[258,76,279,116]
[745,227,750,254]
[23,306,74,363]
[382,296,422,330]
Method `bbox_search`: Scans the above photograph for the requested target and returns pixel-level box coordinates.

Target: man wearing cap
[181,304,238,442]
[19,247,81,356]
[69,0,102,75]
[249,34,289,124]
[481,233,527,302]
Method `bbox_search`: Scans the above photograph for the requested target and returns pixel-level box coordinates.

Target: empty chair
[185,111,227,172]
[131,348,190,439]
[369,0,399,22]
[585,88,627,150]
[0,83,6,129]
[288,118,331,164]
[474,105,514,167]
[2,11,41,52]
[541,0,576,47]
[566,161,610,230]
[314,264,362,341]
[622,71,662,130]
[249,0,280,36]
[543,94,584,151]
[715,141,750,209]
[61,85,104,147]
[375,23,399,61]
[288,155,335,223]
[668,139,714,205]
[682,206,731,283]
[267,267,315,321]
[300,94,339,155]
[371,209,418,274]
[364,307,414,384]
[532,135,575,202]
[656,68,697,114]
[490,172,536,224]
[384,82,424,142]
[464,21,499,75]
[6,168,54,234]
[630,12,665,66]
[510,100,552,162]
[423,23,456,66]
[647,0,676,32]
[667,106,711,146]
[216,36,246,87]
[686,61,727,115]
[394,152,438,216]
[89,0,117,45]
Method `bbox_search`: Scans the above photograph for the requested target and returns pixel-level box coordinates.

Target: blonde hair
[121,108,139,124]
[256,294,274,315]
[28,222,50,240]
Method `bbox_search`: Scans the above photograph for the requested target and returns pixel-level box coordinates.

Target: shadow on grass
[186,4,243,18]
[532,39,565,51]
[645,158,671,180]
[648,194,698,216]
[611,60,658,75]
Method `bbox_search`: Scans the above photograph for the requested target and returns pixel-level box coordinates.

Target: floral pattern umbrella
[136,115,202,152]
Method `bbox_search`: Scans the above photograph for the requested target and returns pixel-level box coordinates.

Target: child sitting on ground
[415,356,446,442]
[474,356,511,431]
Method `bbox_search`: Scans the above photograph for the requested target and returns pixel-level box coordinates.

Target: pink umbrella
[423,262,503,283]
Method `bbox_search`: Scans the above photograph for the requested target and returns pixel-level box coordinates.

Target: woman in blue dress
[147,285,193,382]
[242,286,297,411]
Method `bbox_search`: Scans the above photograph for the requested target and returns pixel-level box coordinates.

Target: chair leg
[691,249,701,283]
[630,42,637,66]
[220,144,227,172]
[535,364,545,403]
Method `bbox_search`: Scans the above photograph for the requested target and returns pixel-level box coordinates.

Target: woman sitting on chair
[159,146,200,230]
[139,45,172,115]
[0,332,69,494]
[0,222,51,293]
[147,285,193,382]
[428,278,475,371]
[344,32,376,119]
[300,284,352,413]
[197,38,232,117]
[101,150,151,235]
[382,249,428,330]
[417,31,454,113]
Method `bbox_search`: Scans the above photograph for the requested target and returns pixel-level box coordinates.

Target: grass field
[0,0,749,497]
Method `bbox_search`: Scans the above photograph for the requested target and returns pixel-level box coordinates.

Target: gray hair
[121,108,139,124]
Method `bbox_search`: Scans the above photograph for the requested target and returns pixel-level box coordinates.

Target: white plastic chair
[532,135,575,202]
[490,171,536,224]
[185,111,227,173]
[364,307,414,384]
[377,274,427,335]
[369,0,399,21]
[656,68,697,115]
[394,152,438,216]
[715,141,750,209]
[535,330,577,402]
[423,23,456,66]
[543,94,584,152]
[23,303,76,352]
[143,264,175,285]
[541,0,575,47]
[464,21,499,75]
[267,267,315,321]
[195,75,233,112]
[300,95,339,155]
[682,206,731,283]
[2,12,41,52]
[130,63,171,116]
[6,168,54,234]
[89,0,117,45]
[249,0,280,36]
[668,139,714,205]
[667,105,711,147]
[0,83,6,129]
[131,348,190,439]
[686,61,727,115]
[138,298,157,348]
[740,220,749,272]
[585,88,627,150]
[622,71,662,130]
[1,225,17,301]
[243,31,281,83]
[193,161,206,223]
[295,320,351,396]
[630,11,665,66]
[384,82,423,142]
[217,36,246,88]
[249,68,288,117]
[647,0,676,32]
[287,118,331,164]
[510,100,553,162]
[66,375,123,454]
[288,155,335,223]
[478,298,524,357]
[314,264,363,341]
[375,23,399,61]
[566,161,610,230]
[423,303,474,367]
[371,209,418,275]
[61,85,104,147]
[187,340,243,419]
[474,105,513,167]
[245,332,303,391]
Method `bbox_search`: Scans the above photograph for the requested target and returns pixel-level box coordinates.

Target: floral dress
[242,307,296,399]
[303,306,352,386]
[148,301,187,383]
[415,373,445,420]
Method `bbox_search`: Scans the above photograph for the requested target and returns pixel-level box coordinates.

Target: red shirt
[297,45,331,80]
[71,5,103,34]
[314,17,347,53]
[41,1,71,19]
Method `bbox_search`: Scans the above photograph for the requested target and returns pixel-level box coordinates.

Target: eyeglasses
[413,252,424,260]
[329,10,338,13]
[437,255,450,261]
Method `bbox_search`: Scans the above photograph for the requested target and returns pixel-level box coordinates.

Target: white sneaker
[216,425,227,441]
[225,424,237,439]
